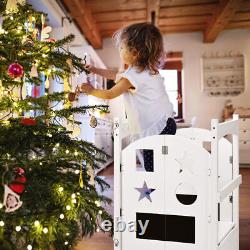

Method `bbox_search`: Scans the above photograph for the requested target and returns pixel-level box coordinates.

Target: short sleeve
[115,68,138,94]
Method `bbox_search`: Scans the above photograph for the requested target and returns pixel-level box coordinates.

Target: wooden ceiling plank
[240,1,250,11]
[159,15,210,26]
[227,20,250,29]
[147,0,160,25]
[94,10,146,23]
[160,24,205,34]
[159,3,216,18]
[232,12,250,21]
[204,0,243,43]
[63,0,102,48]
[160,23,205,30]
[160,0,218,8]
[98,20,146,31]
[86,0,147,12]
[100,23,206,38]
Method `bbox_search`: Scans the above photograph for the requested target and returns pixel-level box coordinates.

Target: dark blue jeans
[143,118,176,172]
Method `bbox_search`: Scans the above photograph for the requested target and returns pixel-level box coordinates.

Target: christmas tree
[0,1,112,249]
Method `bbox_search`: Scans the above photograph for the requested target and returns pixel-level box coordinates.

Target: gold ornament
[79,165,84,188]
[30,63,38,77]
[90,115,97,128]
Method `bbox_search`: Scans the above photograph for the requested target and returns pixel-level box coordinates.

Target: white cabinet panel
[239,130,250,140]
[239,118,250,164]
[239,118,250,129]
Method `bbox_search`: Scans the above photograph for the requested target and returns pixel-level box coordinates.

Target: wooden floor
[75,166,250,250]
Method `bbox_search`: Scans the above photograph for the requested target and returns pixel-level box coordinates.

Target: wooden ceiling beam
[100,30,116,38]
[147,0,160,25]
[62,0,102,49]
[204,0,243,43]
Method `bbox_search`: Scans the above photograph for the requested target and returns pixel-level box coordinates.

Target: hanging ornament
[3,185,23,213]
[5,0,25,13]
[68,85,81,102]
[21,76,27,99]
[66,58,73,67]
[30,62,38,77]
[68,92,77,102]
[22,37,34,49]
[21,117,37,126]
[63,76,71,92]
[9,167,27,194]
[8,62,24,78]
[32,28,39,40]
[32,85,40,97]
[45,76,50,89]
[79,165,84,188]
[41,26,52,42]
[27,15,36,32]
[41,13,45,28]
[87,163,95,186]
[90,115,97,128]
[66,122,81,138]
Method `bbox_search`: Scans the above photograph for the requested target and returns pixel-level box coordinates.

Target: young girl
[79,22,176,171]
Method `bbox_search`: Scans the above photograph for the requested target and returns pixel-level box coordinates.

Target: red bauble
[14,167,25,175]
[21,118,37,126]
[8,62,24,78]
[9,176,27,194]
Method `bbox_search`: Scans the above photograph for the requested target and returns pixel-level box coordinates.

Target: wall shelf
[201,52,245,97]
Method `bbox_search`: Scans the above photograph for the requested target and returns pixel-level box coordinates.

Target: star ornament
[135,181,155,202]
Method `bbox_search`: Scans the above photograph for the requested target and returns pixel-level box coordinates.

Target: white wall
[28,0,88,47]
[96,29,250,129]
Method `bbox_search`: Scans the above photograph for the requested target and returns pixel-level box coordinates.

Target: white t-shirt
[116,66,174,143]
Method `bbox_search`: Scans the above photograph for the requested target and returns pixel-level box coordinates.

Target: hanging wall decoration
[201,51,245,97]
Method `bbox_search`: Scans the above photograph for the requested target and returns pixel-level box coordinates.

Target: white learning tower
[113,115,241,250]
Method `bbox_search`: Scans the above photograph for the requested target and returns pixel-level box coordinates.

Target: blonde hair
[113,22,164,74]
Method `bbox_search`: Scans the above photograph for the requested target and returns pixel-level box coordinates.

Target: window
[160,52,183,120]
[159,70,183,119]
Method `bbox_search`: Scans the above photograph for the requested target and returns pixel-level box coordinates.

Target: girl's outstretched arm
[85,65,118,80]
[80,77,133,99]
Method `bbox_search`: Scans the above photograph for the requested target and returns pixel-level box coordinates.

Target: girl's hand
[85,64,96,74]
[80,83,94,95]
